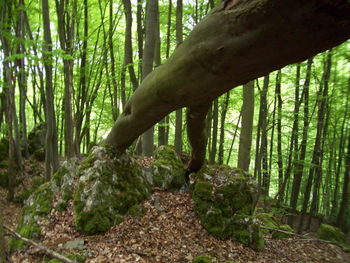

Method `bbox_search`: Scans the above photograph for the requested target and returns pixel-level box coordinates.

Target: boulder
[191,166,264,251]
[148,145,186,190]
[28,123,46,160]
[73,146,151,234]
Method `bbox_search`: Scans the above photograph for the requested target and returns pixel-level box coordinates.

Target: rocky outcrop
[191,166,265,251]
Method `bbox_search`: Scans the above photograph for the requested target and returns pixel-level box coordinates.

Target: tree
[237,81,254,171]
[141,0,159,156]
[42,0,60,180]
[104,0,350,173]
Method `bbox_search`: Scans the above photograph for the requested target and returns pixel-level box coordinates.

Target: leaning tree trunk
[104,0,350,172]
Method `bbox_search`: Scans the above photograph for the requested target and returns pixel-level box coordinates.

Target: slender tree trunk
[283,64,300,209]
[226,113,241,165]
[137,0,144,79]
[42,0,60,180]
[174,0,183,155]
[289,58,312,227]
[307,51,332,229]
[276,70,284,197]
[237,81,254,171]
[336,129,350,231]
[209,99,218,164]
[141,0,159,156]
[16,0,29,158]
[260,75,269,196]
[55,0,76,158]
[298,54,329,233]
[218,92,230,164]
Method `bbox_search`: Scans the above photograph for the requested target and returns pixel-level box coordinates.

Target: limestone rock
[149,145,186,190]
[191,165,264,251]
[73,146,151,235]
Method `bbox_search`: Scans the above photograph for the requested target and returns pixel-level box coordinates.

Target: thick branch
[104,0,350,155]
[4,225,76,263]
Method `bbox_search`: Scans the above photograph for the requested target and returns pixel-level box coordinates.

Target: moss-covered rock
[0,138,8,161]
[257,212,294,238]
[73,146,151,235]
[28,123,46,161]
[15,176,45,204]
[191,166,264,251]
[317,224,347,244]
[192,255,213,263]
[128,204,146,218]
[150,146,186,190]
[10,182,53,250]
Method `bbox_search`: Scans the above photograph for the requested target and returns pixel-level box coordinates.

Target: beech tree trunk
[237,81,254,171]
[104,0,350,172]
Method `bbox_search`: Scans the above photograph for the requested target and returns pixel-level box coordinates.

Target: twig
[4,225,76,263]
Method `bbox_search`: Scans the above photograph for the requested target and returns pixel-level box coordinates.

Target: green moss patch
[73,146,151,235]
[191,166,264,251]
[0,138,9,161]
[151,146,186,190]
[10,182,53,250]
[192,255,213,263]
[317,224,347,244]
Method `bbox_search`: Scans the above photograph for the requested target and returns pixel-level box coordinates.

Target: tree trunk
[174,0,183,155]
[218,92,230,164]
[289,58,312,227]
[298,54,329,233]
[336,129,350,231]
[209,99,218,164]
[42,0,60,180]
[141,0,159,156]
[55,0,75,158]
[104,0,350,172]
[283,64,300,208]
[260,75,269,196]
[275,70,283,196]
[237,81,254,171]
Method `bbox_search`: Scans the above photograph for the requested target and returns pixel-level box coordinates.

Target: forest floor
[1,161,350,263]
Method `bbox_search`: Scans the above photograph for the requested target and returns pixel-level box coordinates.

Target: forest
[0,0,350,262]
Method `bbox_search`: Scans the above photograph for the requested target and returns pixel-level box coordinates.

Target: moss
[256,212,280,234]
[47,253,85,263]
[9,222,41,250]
[80,153,96,170]
[28,123,46,155]
[151,146,185,190]
[114,215,123,225]
[193,181,213,202]
[317,224,347,244]
[272,224,293,239]
[0,161,8,169]
[52,166,69,187]
[128,204,146,218]
[73,148,151,235]
[192,255,212,263]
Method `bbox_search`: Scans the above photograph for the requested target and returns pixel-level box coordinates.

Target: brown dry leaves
[8,188,350,263]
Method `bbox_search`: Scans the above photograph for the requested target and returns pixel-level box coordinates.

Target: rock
[73,146,151,235]
[63,240,86,250]
[28,123,46,160]
[317,224,347,244]
[10,182,54,250]
[150,146,186,190]
[191,166,264,251]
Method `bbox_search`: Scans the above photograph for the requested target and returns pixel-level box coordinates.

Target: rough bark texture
[104,0,350,170]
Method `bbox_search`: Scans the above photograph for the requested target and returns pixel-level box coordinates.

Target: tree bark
[237,81,254,171]
[218,92,230,164]
[42,0,60,180]
[289,58,312,227]
[104,0,350,171]
[141,0,159,156]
